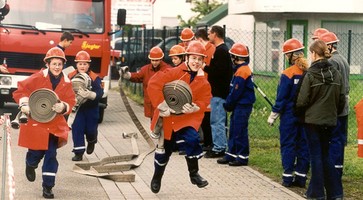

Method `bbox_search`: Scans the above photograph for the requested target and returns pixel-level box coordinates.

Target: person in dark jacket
[295,40,345,200]
[320,31,350,179]
[203,25,233,158]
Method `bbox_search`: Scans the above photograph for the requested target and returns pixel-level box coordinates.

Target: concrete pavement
[1,81,305,199]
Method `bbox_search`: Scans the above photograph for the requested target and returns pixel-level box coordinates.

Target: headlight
[0,76,12,86]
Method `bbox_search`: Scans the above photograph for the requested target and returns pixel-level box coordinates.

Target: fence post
[223,24,226,40]
[161,26,167,52]
[151,27,155,46]
[347,30,352,65]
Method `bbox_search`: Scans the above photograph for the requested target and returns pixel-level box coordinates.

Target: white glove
[78,87,96,100]
[122,72,131,80]
[20,105,30,115]
[181,103,200,114]
[120,66,129,74]
[158,100,175,117]
[267,112,280,126]
[52,101,66,114]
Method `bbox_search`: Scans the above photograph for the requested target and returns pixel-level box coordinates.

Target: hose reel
[28,88,59,123]
[163,80,192,114]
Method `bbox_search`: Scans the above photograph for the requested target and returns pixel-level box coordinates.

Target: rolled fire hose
[28,89,58,123]
[72,79,193,182]
[163,80,192,114]
[67,73,92,127]
[153,80,193,153]
[72,81,156,182]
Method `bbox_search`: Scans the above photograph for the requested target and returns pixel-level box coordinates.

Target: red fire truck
[0,0,124,122]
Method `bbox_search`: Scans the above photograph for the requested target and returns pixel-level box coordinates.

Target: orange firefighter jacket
[148,62,212,140]
[13,69,76,150]
[129,61,171,118]
[354,98,363,158]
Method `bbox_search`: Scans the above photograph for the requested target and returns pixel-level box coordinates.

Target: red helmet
[180,28,194,42]
[312,28,329,40]
[43,47,66,63]
[75,50,91,62]
[229,43,249,57]
[282,38,304,54]
[148,47,164,60]
[169,45,185,56]
[319,32,339,44]
[185,41,206,57]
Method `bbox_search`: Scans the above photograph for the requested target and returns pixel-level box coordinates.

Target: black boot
[25,164,36,182]
[150,166,166,193]
[72,153,83,161]
[42,186,54,199]
[185,157,208,188]
[86,142,95,154]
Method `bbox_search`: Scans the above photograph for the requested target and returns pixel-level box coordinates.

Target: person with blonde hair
[267,38,310,188]
[295,40,345,200]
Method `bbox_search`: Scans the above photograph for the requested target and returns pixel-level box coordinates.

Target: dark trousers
[305,124,343,200]
[330,115,348,177]
[154,127,203,170]
[279,111,310,184]
[224,105,252,164]
[72,106,99,155]
[201,112,212,147]
[26,134,59,188]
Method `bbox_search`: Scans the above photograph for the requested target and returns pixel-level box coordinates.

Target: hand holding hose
[181,103,200,114]
[158,100,175,117]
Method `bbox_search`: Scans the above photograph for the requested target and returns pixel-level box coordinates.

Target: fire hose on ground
[72,82,156,182]
[72,79,193,181]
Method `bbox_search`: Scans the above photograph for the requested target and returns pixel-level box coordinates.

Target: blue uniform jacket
[224,63,256,112]
[272,65,303,114]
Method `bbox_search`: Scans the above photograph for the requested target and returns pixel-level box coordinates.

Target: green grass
[120,76,363,199]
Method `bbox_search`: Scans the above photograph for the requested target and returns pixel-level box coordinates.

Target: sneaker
[204,150,224,158]
[86,143,95,154]
[217,157,229,164]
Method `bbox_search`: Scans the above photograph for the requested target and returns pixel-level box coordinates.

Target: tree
[177,0,222,28]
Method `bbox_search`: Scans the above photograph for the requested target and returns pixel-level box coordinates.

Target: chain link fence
[116,26,363,145]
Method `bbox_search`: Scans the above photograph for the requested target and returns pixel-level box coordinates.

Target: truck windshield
[1,0,104,33]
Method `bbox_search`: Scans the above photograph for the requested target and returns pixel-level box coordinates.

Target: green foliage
[178,0,222,27]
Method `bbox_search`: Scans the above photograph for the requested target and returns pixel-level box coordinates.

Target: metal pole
[347,30,352,65]
[253,82,273,107]
[1,113,11,200]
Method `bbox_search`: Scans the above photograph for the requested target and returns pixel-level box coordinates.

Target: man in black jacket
[203,25,233,158]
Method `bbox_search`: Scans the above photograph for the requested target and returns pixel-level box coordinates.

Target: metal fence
[117,26,363,146]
